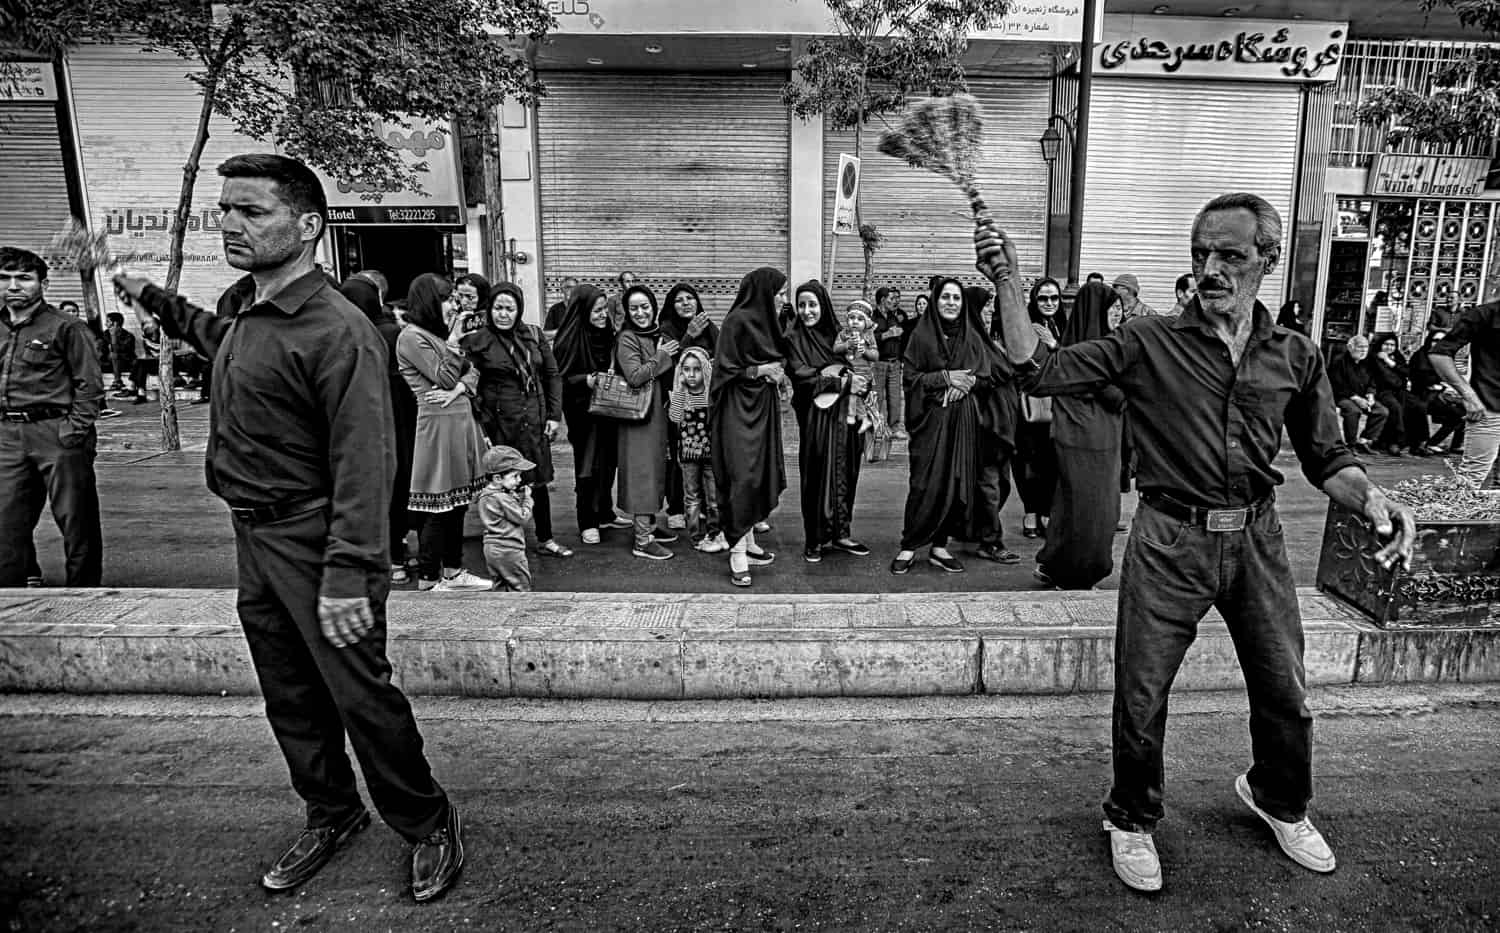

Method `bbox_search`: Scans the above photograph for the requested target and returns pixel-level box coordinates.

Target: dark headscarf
[339,277,384,326]
[713,267,789,398]
[903,276,992,378]
[1027,277,1065,337]
[660,282,705,342]
[466,280,536,396]
[619,284,660,337]
[553,284,615,377]
[1061,281,1117,347]
[487,282,526,331]
[784,279,841,371]
[458,273,492,310]
[1277,300,1306,334]
[404,273,452,338]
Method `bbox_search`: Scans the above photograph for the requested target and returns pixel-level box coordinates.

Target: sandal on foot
[538,540,574,558]
[729,571,752,587]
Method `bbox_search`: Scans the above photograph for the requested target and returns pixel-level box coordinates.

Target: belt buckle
[229,506,260,523]
[3,412,28,423]
[1205,508,1247,533]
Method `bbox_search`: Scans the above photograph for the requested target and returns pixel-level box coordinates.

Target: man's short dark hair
[58,300,80,312]
[217,154,329,224]
[1176,274,1194,293]
[107,312,125,326]
[874,287,891,305]
[1086,272,1104,283]
[0,246,48,280]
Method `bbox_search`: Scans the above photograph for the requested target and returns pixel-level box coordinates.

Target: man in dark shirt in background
[0,247,104,588]
[871,286,907,439]
[114,154,463,903]
[1326,335,1386,454]
[978,193,1416,893]
[1430,300,1500,488]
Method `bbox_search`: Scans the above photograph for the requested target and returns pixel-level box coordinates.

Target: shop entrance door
[331,227,455,300]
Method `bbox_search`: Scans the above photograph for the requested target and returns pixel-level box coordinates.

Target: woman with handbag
[890,276,992,575]
[785,279,871,565]
[553,284,626,545]
[712,268,790,587]
[396,273,491,591]
[1015,278,1064,539]
[615,285,681,560]
[1034,281,1125,590]
[461,282,572,559]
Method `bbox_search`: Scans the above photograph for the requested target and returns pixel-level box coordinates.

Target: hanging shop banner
[1097,16,1346,82]
[0,60,58,101]
[1367,155,1490,199]
[832,153,860,236]
[540,0,1087,43]
[315,119,467,226]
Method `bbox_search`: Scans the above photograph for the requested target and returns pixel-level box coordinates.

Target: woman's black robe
[552,284,619,514]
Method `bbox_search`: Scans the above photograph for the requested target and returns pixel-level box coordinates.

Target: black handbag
[587,356,653,423]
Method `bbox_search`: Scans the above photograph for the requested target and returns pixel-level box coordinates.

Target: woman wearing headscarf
[341,276,419,583]
[1034,280,1125,590]
[553,284,625,544]
[712,267,789,586]
[1014,278,1064,538]
[890,276,991,575]
[968,284,1022,564]
[461,281,571,559]
[615,285,681,560]
[659,282,721,531]
[785,279,871,564]
[395,273,491,590]
[1365,333,1414,456]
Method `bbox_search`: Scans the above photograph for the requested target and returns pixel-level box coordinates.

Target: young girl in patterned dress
[669,347,726,552]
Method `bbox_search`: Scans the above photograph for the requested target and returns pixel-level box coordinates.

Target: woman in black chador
[890,276,992,575]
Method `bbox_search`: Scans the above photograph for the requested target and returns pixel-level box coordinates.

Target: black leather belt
[227,495,330,525]
[1140,492,1273,533]
[2,406,69,423]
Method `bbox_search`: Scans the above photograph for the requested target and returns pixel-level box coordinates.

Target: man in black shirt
[872,286,907,439]
[1326,335,1386,454]
[1430,300,1500,488]
[978,193,1415,893]
[114,154,463,902]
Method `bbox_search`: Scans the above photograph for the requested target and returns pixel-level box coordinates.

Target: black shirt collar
[238,269,329,317]
[1170,297,1277,342]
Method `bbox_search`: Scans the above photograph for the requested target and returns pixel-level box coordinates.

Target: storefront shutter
[536,73,791,313]
[822,78,1052,304]
[0,103,82,305]
[1079,78,1301,311]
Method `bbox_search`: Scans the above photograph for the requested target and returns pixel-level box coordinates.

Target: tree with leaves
[1356,0,1500,148]
[781,0,1011,297]
[8,0,551,450]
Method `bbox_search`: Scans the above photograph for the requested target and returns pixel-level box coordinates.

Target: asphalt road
[2,685,1496,932]
[34,399,1451,592]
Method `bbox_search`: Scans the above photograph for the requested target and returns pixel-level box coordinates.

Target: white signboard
[0,60,58,101]
[312,119,467,226]
[832,154,860,236]
[1098,16,1347,83]
[542,0,1087,43]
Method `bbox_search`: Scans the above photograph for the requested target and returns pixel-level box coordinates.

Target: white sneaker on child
[432,570,491,591]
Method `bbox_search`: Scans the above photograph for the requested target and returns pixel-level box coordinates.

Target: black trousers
[233,507,448,841]
[0,419,102,587]
[416,507,467,582]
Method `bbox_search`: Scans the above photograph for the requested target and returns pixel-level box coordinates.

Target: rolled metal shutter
[537,73,790,313]
[0,103,82,305]
[822,78,1051,303]
[67,42,264,309]
[1079,79,1300,310]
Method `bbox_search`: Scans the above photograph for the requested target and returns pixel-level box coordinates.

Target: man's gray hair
[1194,193,1283,265]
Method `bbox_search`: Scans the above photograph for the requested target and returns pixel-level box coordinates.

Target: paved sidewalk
[2,587,1495,698]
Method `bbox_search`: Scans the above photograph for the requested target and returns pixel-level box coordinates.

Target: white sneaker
[696,533,728,554]
[432,569,492,591]
[581,528,601,545]
[1103,820,1163,892]
[1235,773,1336,873]
[667,514,686,530]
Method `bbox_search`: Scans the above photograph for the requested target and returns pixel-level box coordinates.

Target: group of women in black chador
[347,263,1131,590]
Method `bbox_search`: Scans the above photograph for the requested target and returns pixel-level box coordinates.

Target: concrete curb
[1,588,1497,698]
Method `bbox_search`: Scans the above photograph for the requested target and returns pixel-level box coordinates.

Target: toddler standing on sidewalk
[477,445,535,591]
[669,348,727,553]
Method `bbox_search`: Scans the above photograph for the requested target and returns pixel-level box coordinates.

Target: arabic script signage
[1368,155,1491,199]
[1098,16,1346,82]
[310,119,467,226]
[0,60,58,101]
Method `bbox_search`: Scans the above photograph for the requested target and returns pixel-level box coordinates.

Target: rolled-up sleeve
[1285,349,1363,488]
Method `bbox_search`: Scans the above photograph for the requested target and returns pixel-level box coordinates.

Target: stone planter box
[1316,502,1500,629]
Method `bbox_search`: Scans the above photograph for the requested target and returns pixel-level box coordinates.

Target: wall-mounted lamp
[1039,115,1075,164]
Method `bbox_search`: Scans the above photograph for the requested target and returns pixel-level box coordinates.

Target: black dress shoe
[804,545,824,563]
[928,552,965,573]
[261,806,370,892]
[411,805,465,903]
[828,538,871,556]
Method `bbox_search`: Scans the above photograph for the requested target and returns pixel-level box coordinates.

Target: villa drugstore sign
[1098,16,1346,82]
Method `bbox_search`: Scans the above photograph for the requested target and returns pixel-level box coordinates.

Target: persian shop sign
[1368,155,1490,199]
[1098,16,1346,82]
[310,119,466,226]
[0,60,58,101]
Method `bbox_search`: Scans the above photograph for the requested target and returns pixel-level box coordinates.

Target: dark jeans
[232,507,448,840]
[1335,398,1388,446]
[416,506,467,582]
[976,447,1014,547]
[532,484,554,542]
[1104,500,1311,833]
[575,474,616,531]
[0,419,102,587]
